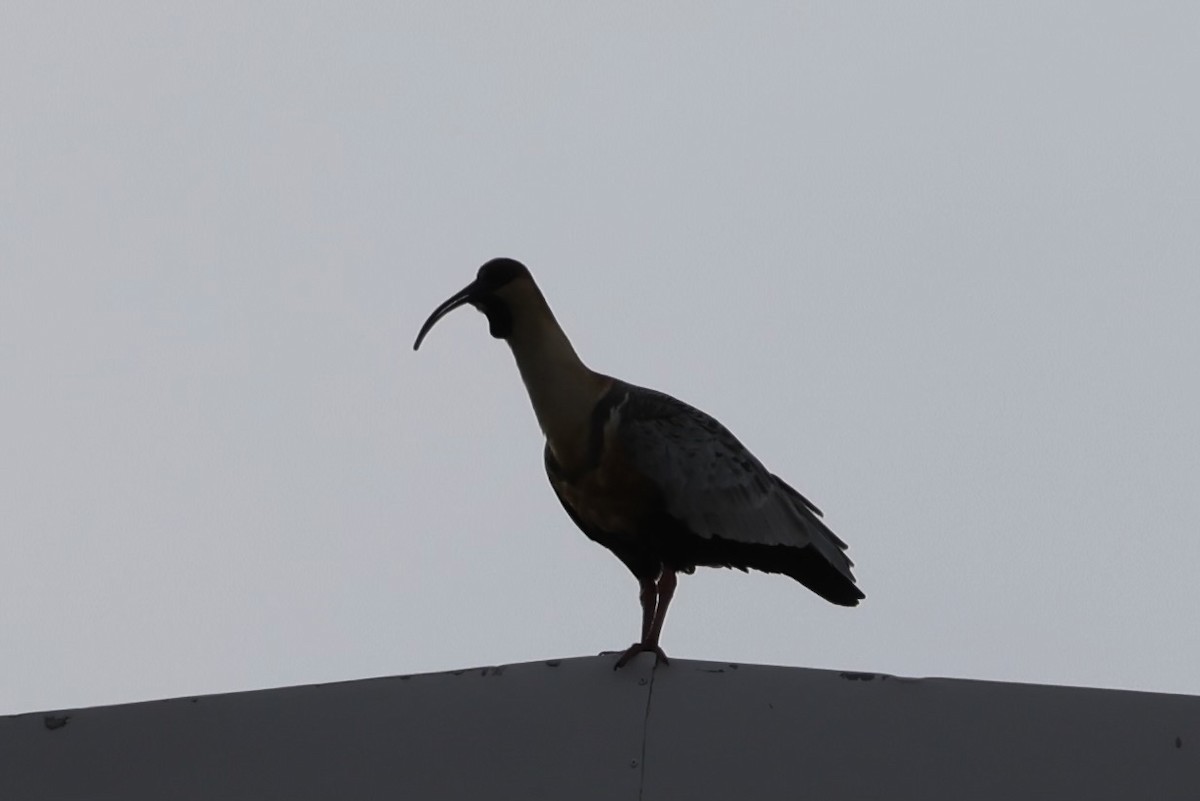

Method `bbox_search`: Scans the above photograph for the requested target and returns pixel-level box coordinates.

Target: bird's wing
[612,382,856,579]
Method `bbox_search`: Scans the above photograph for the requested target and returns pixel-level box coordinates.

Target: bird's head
[413,258,535,350]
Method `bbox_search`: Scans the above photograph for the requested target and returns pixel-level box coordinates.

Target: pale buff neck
[501,284,608,464]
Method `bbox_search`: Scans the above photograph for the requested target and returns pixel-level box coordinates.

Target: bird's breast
[554,442,660,537]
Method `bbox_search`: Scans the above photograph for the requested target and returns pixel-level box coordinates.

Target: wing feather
[613,382,857,583]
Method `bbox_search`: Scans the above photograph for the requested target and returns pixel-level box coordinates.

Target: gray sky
[2,3,1198,715]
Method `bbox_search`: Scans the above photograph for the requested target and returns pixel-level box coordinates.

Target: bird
[414,258,863,669]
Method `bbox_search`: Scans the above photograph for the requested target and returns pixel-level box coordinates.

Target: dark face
[412,258,531,350]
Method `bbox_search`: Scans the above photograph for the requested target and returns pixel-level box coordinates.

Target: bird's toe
[613,642,671,670]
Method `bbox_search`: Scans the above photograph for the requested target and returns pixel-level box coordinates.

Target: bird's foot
[613,642,670,670]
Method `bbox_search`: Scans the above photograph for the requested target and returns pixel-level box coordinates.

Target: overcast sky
[2,3,1198,715]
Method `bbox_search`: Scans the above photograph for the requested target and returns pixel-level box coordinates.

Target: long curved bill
[413,280,480,350]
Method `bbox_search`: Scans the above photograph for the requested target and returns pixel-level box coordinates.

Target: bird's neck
[505,308,607,468]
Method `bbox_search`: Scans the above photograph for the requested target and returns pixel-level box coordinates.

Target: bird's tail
[771,474,864,606]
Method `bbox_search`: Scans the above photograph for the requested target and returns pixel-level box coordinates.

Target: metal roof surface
[3,656,1197,800]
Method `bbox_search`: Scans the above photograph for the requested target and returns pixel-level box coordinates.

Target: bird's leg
[614,570,676,670]
[638,575,658,642]
[645,569,676,651]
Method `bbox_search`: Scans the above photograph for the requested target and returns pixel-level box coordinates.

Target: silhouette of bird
[414,258,863,668]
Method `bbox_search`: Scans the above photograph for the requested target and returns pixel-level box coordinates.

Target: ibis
[414,258,863,668]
